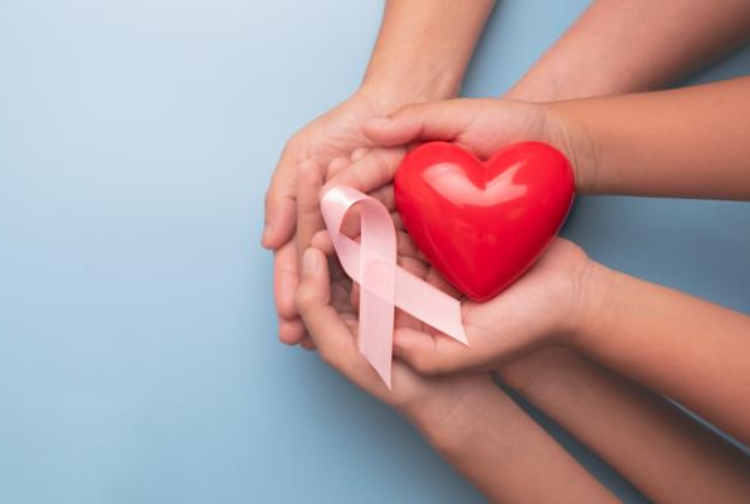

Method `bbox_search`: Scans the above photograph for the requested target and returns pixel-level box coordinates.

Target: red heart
[394,141,575,302]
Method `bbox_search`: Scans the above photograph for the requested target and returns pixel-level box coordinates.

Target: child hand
[323,98,595,197]
[392,237,602,374]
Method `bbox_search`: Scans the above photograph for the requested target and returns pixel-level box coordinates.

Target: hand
[263,90,403,348]
[322,98,597,198]
[318,98,604,375]
[393,237,601,374]
[293,234,616,504]
[292,160,499,447]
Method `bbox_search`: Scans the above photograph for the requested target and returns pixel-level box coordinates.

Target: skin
[293,161,616,503]
[506,0,750,101]
[266,0,750,501]
[264,0,496,347]
[348,79,750,451]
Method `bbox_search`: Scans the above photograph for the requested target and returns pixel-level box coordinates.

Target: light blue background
[1,1,749,502]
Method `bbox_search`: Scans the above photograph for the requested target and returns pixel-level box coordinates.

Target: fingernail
[302,248,319,274]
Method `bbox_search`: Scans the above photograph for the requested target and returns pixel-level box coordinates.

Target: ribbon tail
[395,269,468,345]
[358,288,394,389]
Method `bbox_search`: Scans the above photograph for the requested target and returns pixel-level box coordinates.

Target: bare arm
[338,82,750,500]
[555,76,750,198]
[570,261,750,447]
[422,376,617,503]
[361,0,495,104]
[264,0,495,248]
[292,231,615,502]
[500,349,750,503]
[507,0,750,101]
[497,2,750,496]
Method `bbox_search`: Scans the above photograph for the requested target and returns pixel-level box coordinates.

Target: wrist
[505,78,565,103]
[359,69,459,111]
[400,375,500,456]
[542,101,601,194]
[567,259,618,353]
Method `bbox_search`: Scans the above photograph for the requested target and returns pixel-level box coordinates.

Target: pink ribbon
[321,186,468,388]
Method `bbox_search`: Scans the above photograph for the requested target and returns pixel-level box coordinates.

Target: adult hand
[263,90,402,348]
[294,228,615,504]
[292,160,497,444]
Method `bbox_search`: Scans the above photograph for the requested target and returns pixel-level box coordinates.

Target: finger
[370,185,395,212]
[295,248,384,391]
[398,253,429,279]
[390,211,403,230]
[425,267,463,297]
[279,318,307,346]
[311,230,334,254]
[296,160,326,272]
[263,148,300,249]
[351,147,369,162]
[340,205,363,239]
[393,328,473,375]
[363,99,489,147]
[323,147,405,198]
[325,156,363,240]
[295,247,357,367]
[326,156,350,180]
[274,241,301,320]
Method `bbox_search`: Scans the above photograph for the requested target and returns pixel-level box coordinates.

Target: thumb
[393,327,472,376]
[362,99,484,147]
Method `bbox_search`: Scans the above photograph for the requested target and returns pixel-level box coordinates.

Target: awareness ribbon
[320,186,468,388]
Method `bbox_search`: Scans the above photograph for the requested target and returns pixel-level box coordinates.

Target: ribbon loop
[321,186,468,388]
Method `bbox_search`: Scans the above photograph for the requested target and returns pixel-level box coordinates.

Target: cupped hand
[392,236,600,375]
[322,98,595,198]
[313,99,604,377]
[292,162,499,442]
[264,90,401,347]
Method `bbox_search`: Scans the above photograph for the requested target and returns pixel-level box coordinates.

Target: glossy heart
[394,141,575,302]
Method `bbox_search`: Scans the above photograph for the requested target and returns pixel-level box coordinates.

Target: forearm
[507,0,750,101]
[360,0,495,105]
[407,377,615,503]
[498,18,750,500]
[499,349,750,503]
[548,77,750,198]
[573,261,750,447]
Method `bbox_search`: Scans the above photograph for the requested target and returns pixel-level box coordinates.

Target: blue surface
[1,1,749,502]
